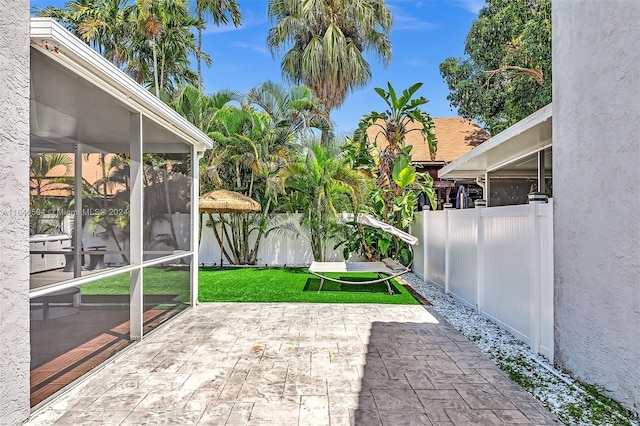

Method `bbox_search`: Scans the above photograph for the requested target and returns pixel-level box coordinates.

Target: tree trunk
[107,225,129,264]
[250,198,271,264]
[152,37,160,97]
[210,212,233,264]
[377,145,398,224]
[100,153,108,206]
[197,7,203,89]
[160,46,165,93]
[162,167,178,247]
[357,223,375,262]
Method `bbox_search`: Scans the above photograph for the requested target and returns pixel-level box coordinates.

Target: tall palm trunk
[209,213,233,264]
[250,198,271,264]
[100,153,108,205]
[162,167,178,247]
[197,7,203,89]
[152,37,160,97]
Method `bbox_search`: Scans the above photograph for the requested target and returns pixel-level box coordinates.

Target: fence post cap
[528,192,548,203]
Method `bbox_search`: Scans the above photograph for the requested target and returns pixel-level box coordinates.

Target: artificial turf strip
[197,267,420,305]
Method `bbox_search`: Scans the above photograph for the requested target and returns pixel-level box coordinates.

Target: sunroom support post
[190,147,200,307]
[484,172,491,207]
[73,143,83,278]
[129,113,144,340]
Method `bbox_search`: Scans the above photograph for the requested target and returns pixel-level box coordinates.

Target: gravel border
[403,272,640,426]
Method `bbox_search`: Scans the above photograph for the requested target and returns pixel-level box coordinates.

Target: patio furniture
[61,246,106,272]
[29,234,72,273]
[309,258,409,295]
[307,214,418,295]
[31,286,80,321]
[86,246,107,270]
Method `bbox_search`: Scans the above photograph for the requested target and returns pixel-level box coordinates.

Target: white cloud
[232,41,269,56]
[203,22,244,35]
[389,4,438,31]
[202,9,266,35]
[456,0,485,15]
[406,58,428,67]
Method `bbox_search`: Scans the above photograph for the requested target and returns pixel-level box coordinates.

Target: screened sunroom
[28,18,211,407]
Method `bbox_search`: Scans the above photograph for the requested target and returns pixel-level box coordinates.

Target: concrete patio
[28,303,560,425]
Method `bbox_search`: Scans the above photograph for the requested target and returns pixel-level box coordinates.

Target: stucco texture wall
[0,1,31,424]
[553,0,640,415]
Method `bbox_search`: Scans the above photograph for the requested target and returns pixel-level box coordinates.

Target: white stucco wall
[553,0,640,414]
[0,1,31,424]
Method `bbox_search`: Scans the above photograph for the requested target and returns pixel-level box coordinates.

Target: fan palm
[267,0,392,129]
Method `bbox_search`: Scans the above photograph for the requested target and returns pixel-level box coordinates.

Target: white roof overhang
[439,104,552,179]
[29,18,213,154]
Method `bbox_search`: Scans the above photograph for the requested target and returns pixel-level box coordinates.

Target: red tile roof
[367,118,489,163]
[31,154,124,197]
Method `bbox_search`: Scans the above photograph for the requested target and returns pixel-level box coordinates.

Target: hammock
[308,214,418,295]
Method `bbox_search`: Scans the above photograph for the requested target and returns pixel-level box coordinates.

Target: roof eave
[439,104,553,179]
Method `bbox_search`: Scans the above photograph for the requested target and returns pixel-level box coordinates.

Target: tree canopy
[439,0,551,135]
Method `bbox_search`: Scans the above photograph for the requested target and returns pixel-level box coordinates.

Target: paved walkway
[28,303,560,425]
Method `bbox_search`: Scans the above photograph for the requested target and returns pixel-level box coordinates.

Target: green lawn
[198,267,419,304]
[79,266,420,305]
[81,266,190,302]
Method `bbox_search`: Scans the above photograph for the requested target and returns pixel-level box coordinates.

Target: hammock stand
[308,214,418,295]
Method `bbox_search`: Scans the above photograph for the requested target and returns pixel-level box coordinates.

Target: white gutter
[30,18,213,152]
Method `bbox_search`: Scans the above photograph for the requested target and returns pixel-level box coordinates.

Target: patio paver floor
[28,303,561,425]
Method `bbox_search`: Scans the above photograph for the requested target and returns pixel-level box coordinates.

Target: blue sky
[31,0,484,135]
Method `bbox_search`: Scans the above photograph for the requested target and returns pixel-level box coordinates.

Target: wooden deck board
[30,307,181,407]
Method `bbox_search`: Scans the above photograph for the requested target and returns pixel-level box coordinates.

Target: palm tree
[83,155,131,264]
[279,141,366,261]
[193,0,242,89]
[38,0,135,66]
[246,80,330,140]
[30,153,73,199]
[39,0,200,95]
[267,0,392,134]
[30,153,74,234]
[202,106,277,264]
[171,85,240,134]
[135,0,198,96]
[356,82,437,221]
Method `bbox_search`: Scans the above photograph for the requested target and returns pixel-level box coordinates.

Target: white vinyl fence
[411,201,554,360]
[33,213,192,266]
[198,213,349,267]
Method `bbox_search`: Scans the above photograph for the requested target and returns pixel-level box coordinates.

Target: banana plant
[391,154,436,229]
[355,81,437,223]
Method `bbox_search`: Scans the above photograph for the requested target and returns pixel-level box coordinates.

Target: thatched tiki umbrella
[199,190,261,268]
